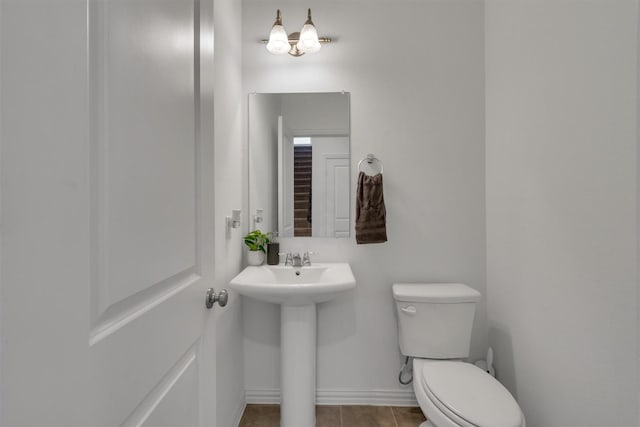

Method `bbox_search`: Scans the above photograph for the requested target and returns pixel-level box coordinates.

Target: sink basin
[229,262,356,306]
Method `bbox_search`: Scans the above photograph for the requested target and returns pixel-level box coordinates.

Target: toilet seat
[414,359,524,427]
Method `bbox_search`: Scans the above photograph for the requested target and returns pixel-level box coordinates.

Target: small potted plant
[243,229,271,266]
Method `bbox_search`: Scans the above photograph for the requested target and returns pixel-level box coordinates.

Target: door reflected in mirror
[249,92,350,238]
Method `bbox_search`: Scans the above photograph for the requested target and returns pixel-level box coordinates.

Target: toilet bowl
[413,359,525,427]
[392,283,526,427]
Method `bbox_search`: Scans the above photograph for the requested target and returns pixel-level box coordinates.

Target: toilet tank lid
[392,283,481,303]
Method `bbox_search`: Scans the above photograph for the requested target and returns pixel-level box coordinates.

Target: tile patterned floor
[238,404,426,427]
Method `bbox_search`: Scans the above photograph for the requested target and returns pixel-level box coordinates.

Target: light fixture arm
[304,8,314,26]
[273,9,283,27]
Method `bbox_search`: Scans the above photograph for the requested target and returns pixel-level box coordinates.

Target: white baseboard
[244,388,418,407]
[245,388,280,404]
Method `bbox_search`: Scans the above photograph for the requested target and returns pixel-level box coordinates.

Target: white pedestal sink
[229,263,356,427]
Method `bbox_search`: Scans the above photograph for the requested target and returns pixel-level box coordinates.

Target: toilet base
[419,421,434,427]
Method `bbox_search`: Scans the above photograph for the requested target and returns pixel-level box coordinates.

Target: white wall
[242,0,486,402]
[637,1,640,417]
[213,0,246,425]
[485,1,638,426]
[280,92,349,136]
[248,94,281,234]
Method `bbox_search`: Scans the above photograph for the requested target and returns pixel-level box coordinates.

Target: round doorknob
[206,288,228,309]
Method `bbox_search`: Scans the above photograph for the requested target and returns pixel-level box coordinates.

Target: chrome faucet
[291,253,302,267]
[282,252,302,267]
[282,251,314,267]
[302,252,313,266]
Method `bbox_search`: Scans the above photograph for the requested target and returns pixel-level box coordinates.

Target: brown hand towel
[355,171,388,244]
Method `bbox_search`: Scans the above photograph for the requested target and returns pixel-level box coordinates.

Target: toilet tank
[393,283,481,359]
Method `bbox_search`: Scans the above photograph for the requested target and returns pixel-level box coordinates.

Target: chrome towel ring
[357,153,383,175]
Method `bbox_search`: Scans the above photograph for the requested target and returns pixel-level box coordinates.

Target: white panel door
[0,1,217,426]
[325,158,351,238]
[311,137,349,237]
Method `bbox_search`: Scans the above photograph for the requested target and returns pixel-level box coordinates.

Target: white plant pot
[247,250,264,266]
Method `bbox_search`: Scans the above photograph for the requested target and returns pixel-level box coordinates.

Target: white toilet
[393,283,526,427]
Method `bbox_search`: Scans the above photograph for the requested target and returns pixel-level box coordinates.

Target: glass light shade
[296,23,321,54]
[266,24,290,55]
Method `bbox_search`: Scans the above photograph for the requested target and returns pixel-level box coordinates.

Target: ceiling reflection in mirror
[249,92,350,238]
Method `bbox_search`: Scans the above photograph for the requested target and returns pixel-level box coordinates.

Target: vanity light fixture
[263,9,331,57]
[265,9,290,54]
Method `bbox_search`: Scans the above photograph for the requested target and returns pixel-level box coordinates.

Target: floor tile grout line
[238,404,426,427]
[389,406,399,427]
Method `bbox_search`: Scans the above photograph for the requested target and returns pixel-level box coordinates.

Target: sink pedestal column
[280,304,316,427]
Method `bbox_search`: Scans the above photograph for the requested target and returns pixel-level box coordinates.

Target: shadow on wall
[489,327,518,400]
[389,295,417,391]
[317,290,358,346]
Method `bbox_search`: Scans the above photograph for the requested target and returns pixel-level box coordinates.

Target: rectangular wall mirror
[249,92,351,238]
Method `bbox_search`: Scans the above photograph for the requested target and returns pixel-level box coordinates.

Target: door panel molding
[90,269,200,346]
[121,341,199,427]
[88,0,201,340]
[325,157,350,237]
